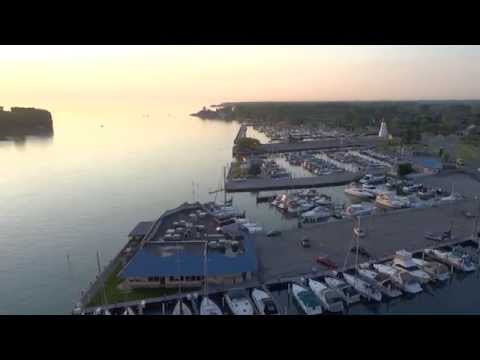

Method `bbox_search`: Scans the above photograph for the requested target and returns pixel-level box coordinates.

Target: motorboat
[440,192,463,202]
[402,183,423,194]
[199,296,223,315]
[362,184,383,195]
[224,288,255,315]
[344,186,376,200]
[357,268,403,298]
[418,188,436,200]
[301,206,332,223]
[172,300,192,315]
[251,288,280,315]
[324,276,361,304]
[342,272,382,302]
[344,203,376,217]
[375,192,409,209]
[359,174,386,185]
[392,250,432,284]
[373,263,423,294]
[424,248,476,272]
[411,258,450,281]
[354,226,365,238]
[314,194,333,207]
[307,279,344,313]
[291,283,323,315]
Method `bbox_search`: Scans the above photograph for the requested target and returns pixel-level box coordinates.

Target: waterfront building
[119,202,257,290]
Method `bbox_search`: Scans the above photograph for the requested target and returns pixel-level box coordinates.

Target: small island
[190,106,222,119]
[0,106,54,137]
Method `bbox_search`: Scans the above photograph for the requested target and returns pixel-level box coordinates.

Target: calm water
[1,103,479,314]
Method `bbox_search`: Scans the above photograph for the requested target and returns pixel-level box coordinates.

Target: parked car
[267,230,282,237]
[301,237,311,248]
[316,256,337,269]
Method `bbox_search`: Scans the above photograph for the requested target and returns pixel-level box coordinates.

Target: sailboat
[199,243,223,315]
[172,300,192,315]
[341,219,382,302]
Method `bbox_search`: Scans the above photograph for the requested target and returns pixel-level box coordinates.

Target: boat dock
[234,125,247,145]
[225,172,363,192]
[255,136,382,155]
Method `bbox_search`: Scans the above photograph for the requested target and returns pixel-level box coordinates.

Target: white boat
[359,174,386,185]
[392,250,432,284]
[172,300,192,315]
[199,297,223,315]
[357,268,403,298]
[301,206,332,222]
[224,289,255,315]
[424,248,476,272]
[440,192,463,202]
[122,307,136,315]
[375,192,408,209]
[324,276,361,304]
[344,186,376,200]
[307,279,344,313]
[314,195,333,206]
[412,258,450,281]
[291,283,323,315]
[342,273,382,302]
[373,263,423,294]
[251,288,280,315]
[344,203,376,217]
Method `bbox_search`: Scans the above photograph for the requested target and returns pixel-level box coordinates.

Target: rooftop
[120,235,257,278]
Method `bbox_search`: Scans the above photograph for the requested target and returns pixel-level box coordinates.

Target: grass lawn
[458,143,480,162]
[87,264,200,307]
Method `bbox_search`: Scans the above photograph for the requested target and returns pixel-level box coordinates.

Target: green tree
[397,163,413,177]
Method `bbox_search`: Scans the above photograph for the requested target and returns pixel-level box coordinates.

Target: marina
[76,121,480,316]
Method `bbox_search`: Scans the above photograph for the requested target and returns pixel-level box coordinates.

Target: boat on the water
[301,206,332,223]
[357,268,403,298]
[251,288,280,315]
[344,203,376,217]
[342,272,382,302]
[344,186,376,200]
[375,192,409,209]
[291,283,323,315]
[373,263,423,294]
[200,297,223,315]
[324,276,361,304]
[307,279,344,313]
[411,258,450,282]
[172,300,192,315]
[392,250,432,284]
[224,288,255,315]
[424,247,477,272]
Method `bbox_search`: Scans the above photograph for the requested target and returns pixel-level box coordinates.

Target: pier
[234,125,247,145]
[255,136,382,154]
[225,172,363,192]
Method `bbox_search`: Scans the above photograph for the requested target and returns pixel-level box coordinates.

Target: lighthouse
[378,120,389,138]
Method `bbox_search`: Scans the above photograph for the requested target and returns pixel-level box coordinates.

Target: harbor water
[1,102,479,314]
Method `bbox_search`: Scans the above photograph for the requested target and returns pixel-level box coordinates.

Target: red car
[316,256,338,269]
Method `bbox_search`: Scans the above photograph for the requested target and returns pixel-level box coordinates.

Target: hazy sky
[1,45,480,111]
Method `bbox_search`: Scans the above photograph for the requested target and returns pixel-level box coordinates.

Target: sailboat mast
[223,165,227,205]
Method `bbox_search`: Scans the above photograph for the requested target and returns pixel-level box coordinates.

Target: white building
[378,120,389,138]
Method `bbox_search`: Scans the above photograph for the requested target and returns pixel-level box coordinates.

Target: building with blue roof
[119,202,258,290]
[410,155,443,175]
